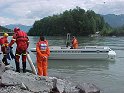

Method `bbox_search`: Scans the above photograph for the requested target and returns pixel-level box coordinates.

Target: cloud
[90,0,124,14]
[0,17,35,26]
[0,0,124,26]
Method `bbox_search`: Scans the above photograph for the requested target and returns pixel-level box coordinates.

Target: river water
[8,36,124,93]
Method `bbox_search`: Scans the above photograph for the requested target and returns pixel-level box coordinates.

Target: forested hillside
[28,7,112,36]
[102,14,124,28]
[110,25,124,36]
[0,26,12,32]
[5,24,32,32]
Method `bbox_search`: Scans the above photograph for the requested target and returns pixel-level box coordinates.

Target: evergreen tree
[28,7,112,36]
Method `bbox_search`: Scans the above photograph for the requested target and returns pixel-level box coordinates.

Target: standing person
[0,33,10,66]
[36,36,50,77]
[71,36,78,49]
[9,27,29,73]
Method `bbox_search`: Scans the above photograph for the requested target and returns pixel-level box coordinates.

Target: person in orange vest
[0,33,10,65]
[71,36,78,49]
[9,27,29,73]
[36,36,50,76]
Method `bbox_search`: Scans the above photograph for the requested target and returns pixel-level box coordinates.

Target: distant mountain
[102,14,124,28]
[4,24,32,32]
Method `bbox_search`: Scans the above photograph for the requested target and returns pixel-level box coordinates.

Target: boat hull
[49,53,108,60]
[30,46,116,60]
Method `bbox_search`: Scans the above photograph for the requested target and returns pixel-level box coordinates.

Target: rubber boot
[15,61,20,73]
[2,55,9,66]
[22,62,26,73]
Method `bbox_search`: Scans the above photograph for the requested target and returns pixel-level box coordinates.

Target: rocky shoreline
[0,63,101,93]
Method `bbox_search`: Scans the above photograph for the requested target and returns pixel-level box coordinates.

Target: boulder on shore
[0,66,101,93]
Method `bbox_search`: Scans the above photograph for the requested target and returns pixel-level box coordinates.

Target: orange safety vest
[36,40,50,58]
[39,41,48,52]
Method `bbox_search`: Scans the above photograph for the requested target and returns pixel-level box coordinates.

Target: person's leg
[0,52,2,66]
[42,58,48,76]
[22,62,26,73]
[22,51,27,73]
[37,56,43,76]
[15,50,21,72]
[1,47,9,65]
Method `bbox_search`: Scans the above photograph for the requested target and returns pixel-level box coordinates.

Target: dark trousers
[2,54,9,66]
[15,49,27,73]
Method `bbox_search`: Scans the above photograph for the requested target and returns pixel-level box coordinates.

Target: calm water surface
[8,36,124,93]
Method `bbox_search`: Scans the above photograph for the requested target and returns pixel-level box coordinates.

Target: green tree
[28,7,112,36]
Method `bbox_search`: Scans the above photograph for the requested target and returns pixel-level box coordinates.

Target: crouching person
[36,36,50,77]
[0,33,10,66]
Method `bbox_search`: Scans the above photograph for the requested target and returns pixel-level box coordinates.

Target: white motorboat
[30,46,116,60]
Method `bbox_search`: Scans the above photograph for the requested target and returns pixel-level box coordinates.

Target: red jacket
[9,30,29,51]
[0,36,9,52]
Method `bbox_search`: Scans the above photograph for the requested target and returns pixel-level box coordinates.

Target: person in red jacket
[36,36,50,76]
[71,36,78,49]
[9,27,29,73]
[0,33,10,65]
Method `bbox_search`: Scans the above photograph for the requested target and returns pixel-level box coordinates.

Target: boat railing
[85,46,108,49]
[49,46,111,52]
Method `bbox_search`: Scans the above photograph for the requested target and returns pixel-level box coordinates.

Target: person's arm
[9,34,16,47]
[36,42,44,57]
[27,37,30,48]
[4,38,9,47]
[1,42,6,53]
[1,38,5,47]
[75,39,78,44]
[46,47,50,57]
[42,47,50,59]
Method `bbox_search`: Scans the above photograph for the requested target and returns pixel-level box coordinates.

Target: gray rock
[0,86,33,93]
[55,78,65,93]
[1,70,53,92]
[76,83,100,93]
[5,65,15,71]
[20,82,27,90]
[0,62,5,76]
[1,70,101,93]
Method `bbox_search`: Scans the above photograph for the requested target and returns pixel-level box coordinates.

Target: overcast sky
[0,0,124,26]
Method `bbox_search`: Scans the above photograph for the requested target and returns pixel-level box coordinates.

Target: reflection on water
[49,59,110,71]
[48,59,114,80]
